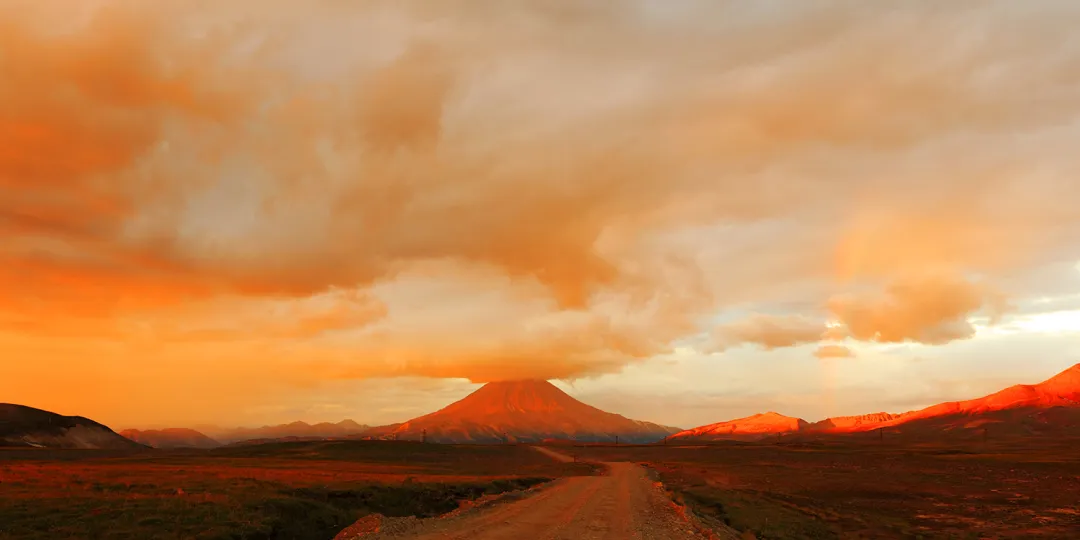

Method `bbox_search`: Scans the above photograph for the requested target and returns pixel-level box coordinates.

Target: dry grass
[0,441,593,540]
[569,438,1080,539]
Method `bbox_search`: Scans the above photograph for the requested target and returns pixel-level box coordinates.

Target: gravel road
[349,447,737,540]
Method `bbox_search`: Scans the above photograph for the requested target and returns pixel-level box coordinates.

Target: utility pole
[615,435,619,446]
[422,429,426,444]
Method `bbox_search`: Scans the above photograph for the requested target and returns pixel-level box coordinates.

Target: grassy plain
[569,438,1080,539]
[0,440,593,540]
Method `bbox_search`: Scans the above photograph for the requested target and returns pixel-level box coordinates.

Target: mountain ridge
[841,362,1080,432]
[675,363,1080,441]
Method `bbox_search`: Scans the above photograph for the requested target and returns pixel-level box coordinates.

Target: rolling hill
[666,412,808,442]
[675,363,1080,441]
[813,362,1080,434]
[0,404,144,449]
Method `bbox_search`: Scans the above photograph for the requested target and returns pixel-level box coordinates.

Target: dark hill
[0,404,144,449]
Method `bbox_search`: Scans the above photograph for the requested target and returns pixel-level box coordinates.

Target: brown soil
[345,447,738,540]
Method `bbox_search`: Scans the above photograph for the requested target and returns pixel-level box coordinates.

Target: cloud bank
[3,1,1080,423]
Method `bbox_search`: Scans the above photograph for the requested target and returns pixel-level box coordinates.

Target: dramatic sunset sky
[3,0,1079,430]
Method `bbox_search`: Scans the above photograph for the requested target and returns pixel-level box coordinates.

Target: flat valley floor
[2,438,1078,539]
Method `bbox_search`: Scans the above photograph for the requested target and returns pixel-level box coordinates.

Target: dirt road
[351,447,734,540]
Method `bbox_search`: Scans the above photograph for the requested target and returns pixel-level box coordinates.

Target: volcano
[370,380,680,443]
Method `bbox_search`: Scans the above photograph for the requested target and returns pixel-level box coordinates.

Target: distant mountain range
[0,404,144,449]
[362,380,681,443]
[119,428,221,449]
[668,363,1080,442]
[198,420,371,445]
[114,420,374,448]
[9,363,1076,449]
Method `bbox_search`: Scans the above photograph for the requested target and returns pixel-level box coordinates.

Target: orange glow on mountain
[371,380,677,443]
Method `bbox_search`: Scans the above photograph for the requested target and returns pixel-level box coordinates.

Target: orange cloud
[828,273,1008,345]
[710,315,826,352]
[711,273,1008,353]
[152,290,389,343]
[358,41,453,153]
[3,1,1080,427]
[0,3,246,324]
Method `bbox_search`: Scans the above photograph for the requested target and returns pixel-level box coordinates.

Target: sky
[2,0,1079,430]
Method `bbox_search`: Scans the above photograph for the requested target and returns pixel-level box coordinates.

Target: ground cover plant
[0,441,593,540]
[570,438,1080,539]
